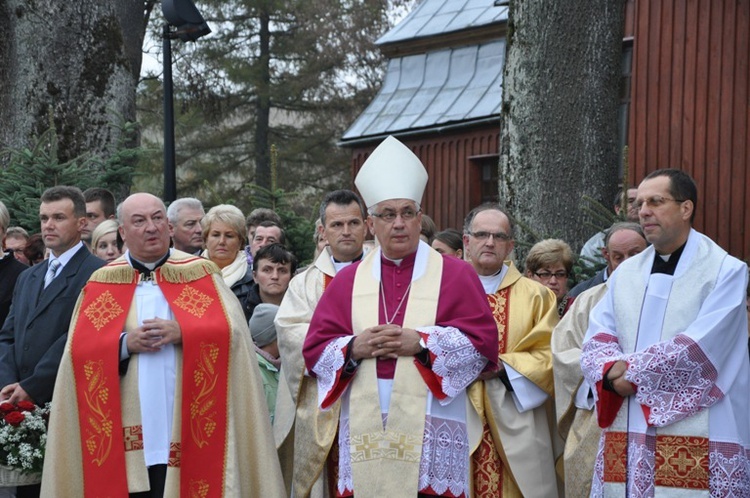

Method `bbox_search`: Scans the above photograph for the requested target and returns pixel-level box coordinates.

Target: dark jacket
[0,252,27,326]
[232,267,255,321]
[0,245,104,404]
[568,268,607,299]
[243,282,264,322]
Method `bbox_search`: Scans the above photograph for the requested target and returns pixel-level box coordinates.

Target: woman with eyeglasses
[524,238,575,316]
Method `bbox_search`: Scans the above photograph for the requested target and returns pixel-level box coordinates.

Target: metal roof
[341,38,505,142]
[377,0,508,45]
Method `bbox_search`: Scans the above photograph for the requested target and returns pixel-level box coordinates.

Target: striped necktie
[44,259,61,288]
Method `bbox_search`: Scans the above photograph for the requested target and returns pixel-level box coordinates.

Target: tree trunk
[499,0,625,258]
[0,0,149,165]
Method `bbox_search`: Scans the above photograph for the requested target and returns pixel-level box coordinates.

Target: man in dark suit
[0,186,104,406]
[568,221,647,299]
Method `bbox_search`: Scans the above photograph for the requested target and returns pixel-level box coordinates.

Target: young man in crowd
[82,187,116,250]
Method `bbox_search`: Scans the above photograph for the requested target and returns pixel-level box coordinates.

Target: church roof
[341,0,506,143]
[377,0,507,45]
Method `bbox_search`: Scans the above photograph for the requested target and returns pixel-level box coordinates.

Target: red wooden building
[625,0,750,259]
[342,0,750,259]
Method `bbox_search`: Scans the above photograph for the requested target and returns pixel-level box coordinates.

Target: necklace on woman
[380,280,412,324]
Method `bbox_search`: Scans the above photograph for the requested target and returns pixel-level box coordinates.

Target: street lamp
[161,0,211,203]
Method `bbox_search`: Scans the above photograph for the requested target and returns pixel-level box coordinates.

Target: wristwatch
[415,337,430,366]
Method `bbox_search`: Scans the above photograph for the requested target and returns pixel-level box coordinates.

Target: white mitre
[354,136,428,208]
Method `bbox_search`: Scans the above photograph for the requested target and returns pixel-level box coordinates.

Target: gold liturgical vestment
[274,249,338,497]
[41,252,286,497]
[551,283,608,497]
[470,262,560,498]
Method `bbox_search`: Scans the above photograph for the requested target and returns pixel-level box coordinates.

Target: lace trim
[339,412,470,496]
[581,332,624,384]
[627,433,656,498]
[424,326,487,401]
[591,433,605,496]
[625,335,723,426]
[338,415,353,495]
[709,441,750,497]
[312,336,350,404]
[418,415,469,496]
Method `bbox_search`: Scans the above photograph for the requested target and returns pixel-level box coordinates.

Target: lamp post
[161,0,211,203]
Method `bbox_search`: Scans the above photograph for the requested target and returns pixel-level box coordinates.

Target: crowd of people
[0,135,748,497]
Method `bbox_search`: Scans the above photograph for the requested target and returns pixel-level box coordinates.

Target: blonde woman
[91,219,122,263]
[201,204,254,320]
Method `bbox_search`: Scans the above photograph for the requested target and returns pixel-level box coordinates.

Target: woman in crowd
[431,228,464,258]
[23,233,46,265]
[525,238,575,316]
[91,219,122,263]
[419,214,437,244]
[201,204,254,319]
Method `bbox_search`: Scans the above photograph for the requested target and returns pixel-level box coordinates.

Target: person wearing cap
[249,303,281,423]
[273,189,368,497]
[302,137,498,498]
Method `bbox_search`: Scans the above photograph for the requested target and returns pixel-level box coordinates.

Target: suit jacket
[567,267,607,299]
[0,245,104,404]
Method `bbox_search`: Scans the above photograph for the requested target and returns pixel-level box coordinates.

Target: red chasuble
[70,261,231,497]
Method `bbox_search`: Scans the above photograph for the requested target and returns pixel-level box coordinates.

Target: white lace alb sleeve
[420,325,487,403]
[311,336,351,408]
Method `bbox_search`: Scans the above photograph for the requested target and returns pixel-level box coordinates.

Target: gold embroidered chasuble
[347,248,442,497]
[469,261,560,498]
[274,249,338,498]
[41,252,286,497]
[551,283,608,497]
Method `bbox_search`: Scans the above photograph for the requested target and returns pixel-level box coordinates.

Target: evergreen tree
[0,122,139,232]
[138,0,408,216]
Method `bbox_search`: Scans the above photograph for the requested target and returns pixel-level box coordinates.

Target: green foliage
[279,209,316,266]
[244,183,316,265]
[136,0,412,221]
[0,121,140,233]
[580,194,619,237]
[513,194,628,286]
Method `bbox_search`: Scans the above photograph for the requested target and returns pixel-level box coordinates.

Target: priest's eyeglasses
[370,209,420,222]
[633,196,685,211]
[468,231,511,241]
[534,270,568,281]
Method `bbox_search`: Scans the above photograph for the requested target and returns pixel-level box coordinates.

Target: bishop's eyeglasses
[370,209,420,222]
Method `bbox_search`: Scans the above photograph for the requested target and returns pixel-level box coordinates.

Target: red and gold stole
[71,258,230,497]
[472,287,511,498]
[323,273,333,291]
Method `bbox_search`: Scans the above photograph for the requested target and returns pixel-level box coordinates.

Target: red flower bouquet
[0,401,50,484]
